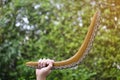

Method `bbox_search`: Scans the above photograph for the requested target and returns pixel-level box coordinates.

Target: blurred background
[0,0,120,80]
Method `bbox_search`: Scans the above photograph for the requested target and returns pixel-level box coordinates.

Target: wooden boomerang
[25,10,101,69]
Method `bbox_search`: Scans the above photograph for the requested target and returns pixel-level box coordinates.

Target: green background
[0,0,120,80]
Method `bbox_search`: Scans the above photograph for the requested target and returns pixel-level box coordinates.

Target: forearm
[36,75,46,80]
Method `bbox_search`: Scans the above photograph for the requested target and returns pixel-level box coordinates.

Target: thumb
[45,62,53,71]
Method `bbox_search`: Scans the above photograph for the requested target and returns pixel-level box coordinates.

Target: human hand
[36,59,54,80]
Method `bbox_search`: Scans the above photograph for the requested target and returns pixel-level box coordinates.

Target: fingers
[38,58,54,69]
[45,59,54,70]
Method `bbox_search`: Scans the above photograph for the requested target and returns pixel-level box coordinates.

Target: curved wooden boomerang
[26,10,101,69]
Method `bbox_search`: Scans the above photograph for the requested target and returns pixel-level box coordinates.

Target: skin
[36,59,54,80]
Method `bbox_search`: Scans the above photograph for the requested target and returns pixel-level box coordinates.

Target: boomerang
[25,10,100,69]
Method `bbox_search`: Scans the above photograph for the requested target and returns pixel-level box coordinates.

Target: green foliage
[0,0,120,80]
